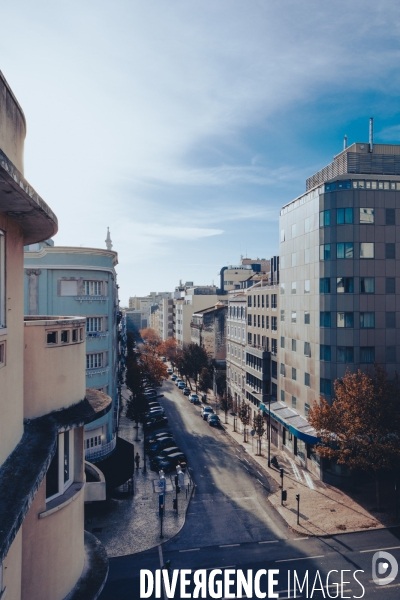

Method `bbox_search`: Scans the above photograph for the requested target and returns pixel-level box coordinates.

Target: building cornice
[24,246,118,266]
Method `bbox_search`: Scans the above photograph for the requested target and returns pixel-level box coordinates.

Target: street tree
[220,392,233,424]
[253,413,265,456]
[139,327,161,349]
[199,367,213,397]
[308,365,400,508]
[159,338,179,371]
[239,403,251,442]
[181,343,209,392]
[214,370,227,397]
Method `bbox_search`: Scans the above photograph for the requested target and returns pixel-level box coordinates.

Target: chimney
[343,135,348,150]
[369,117,374,153]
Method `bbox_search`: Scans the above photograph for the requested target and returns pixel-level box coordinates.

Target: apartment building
[159,297,174,340]
[226,292,247,406]
[190,302,227,363]
[0,70,109,600]
[219,258,269,293]
[174,285,223,347]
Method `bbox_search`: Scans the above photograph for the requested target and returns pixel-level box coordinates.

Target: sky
[3,1,400,304]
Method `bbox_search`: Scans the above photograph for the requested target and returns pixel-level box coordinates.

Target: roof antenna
[343,135,348,150]
[369,117,374,153]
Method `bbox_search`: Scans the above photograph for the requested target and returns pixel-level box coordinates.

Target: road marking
[360,545,400,553]
[220,544,240,548]
[303,472,315,490]
[258,540,279,544]
[244,467,249,472]
[276,555,324,563]
[288,458,302,483]
[257,470,263,477]
[158,545,167,600]
[179,548,200,552]
[293,537,309,541]
[244,458,250,464]
[257,479,265,486]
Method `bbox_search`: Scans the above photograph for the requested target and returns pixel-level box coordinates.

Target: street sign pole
[296,493,300,525]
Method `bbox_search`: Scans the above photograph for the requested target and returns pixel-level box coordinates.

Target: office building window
[248,333,252,344]
[280,310,285,322]
[304,280,310,293]
[265,295,269,308]
[291,311,297,323]
[386,243,396,259]
[320,378,331,395]
[271,316,277,331]
[292,253,297,267]
[337,277,353,293]
[304,373,311,387]
[253,315,256,327]
[280,283,285,295]
[320,244,331,260]
[281,390,285,402]
[292,339,296,352]
[319,210,330,227]
[248,314,252,326]
[266,316,269,329]
[292,223,297,238]
[320,312,331,327]
[304,341,311,357]
[386,208,396,225]
[304,403,310,417]
[271,294,277,308]
[337,347,354,363]
[0,230,4,328]
[360,347,375,363]
[360,243,374,258]
[337,242,353,259]
[291,282,297,294]
[360,208,374,224]
[271,360,277,378]
[292,396,297,410]
[258,315,260,328]
[280,363,286,376]
[337,312,354,328]
[320,345,331,361]
[87,317,102,332]
[320,278,331,293]
[360,312,375,329]
[360,277,374,293]
[262,315,264,328]
[304,248,311,264]
[280,229,285,242]
[292,367,296,380]
[386,278,396,294]
[386,312,396,328]
[386,346,396,363]
[262,295,264,308]
[304,312,310,325]
[271,339,277,355]
[257,295,260,308]
[337,207,353,224]
[86,353,103,369]
[247,296,252,307]
[280,336,285,349]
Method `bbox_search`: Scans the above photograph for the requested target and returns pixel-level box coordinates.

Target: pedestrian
[135,452,140,471]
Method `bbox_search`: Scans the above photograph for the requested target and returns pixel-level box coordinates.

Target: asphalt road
[100,378,400,599]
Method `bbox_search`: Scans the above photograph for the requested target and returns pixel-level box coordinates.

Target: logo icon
[372,551,398,585]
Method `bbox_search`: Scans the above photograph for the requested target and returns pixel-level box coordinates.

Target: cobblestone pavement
[84,390,193,557]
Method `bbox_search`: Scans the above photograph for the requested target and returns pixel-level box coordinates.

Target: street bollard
[296,493,300,525]
[281,489,287,506]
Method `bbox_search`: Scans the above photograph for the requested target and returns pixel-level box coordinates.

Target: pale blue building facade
[24,238,121,462]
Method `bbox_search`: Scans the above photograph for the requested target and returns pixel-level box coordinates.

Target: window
[292,223,297,238]
[253,295,257,307]
[304,280,310,293]
[320,278,331,293]
[292,367,297,380]
[292,253,297,267]
[248,314,252,326]
[360,347,375,363]
[248,332,252,344]
[86,353,103,369]
[360,277,374,293]
[0,342,5,367]
[337,208,353,224]
[386,278,396,294]
[47,331,57,344]
[360,208,374,224]
[271,339,277,355]
[292,339,296,352]
[258,315,261,328]
[266,316,269,329]
[248,296,252,307]
[253,315,256,327]
[265,295,269,308]
[280,229,285,242]
[304,373,310,387]
[360,312,375,328]
[320,210,330,227]
[46,431,74,501]
[292,396,297,410]
[280,310,285,322]
[72,329,78,342]
[271,317,277,331]
[271,294,277,308]
[320,378,331,395]
[291,311,297,323]
[337,347,354,363]
[386,243,396,259]
[386,208,396,225]
[386,312,396,328]
[337,277,353,293]
[304,248,310,264]
[60,280,78,296]
[320,345,331,361]
[0,230,4,328]
[304,342,311,357]
[360,243,374,258]
[320,244,331,260]
[84,280,103,295]
[337,242,353,259]
[262,295,264,308]
[258,295,260,308]
[320,312,331,327]
[291,282,297,294]
[386,346,396,363]
[61,330,69,343]
[281,390,285,402]
[280,336,285,349]
[262,315,264,328]
[337,312,354,328]
[271,360,277,378]
[304,403,310,418]
[280,283,285,295]
[304,312,310,324]
[280,363,286,376]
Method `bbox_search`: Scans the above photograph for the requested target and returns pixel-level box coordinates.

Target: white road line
[288,458,302,483]
[360,545,400,553]
[292,537,309,541]
[244,467,249,472]
[276,555,324,563]
[158,545,167,600]
[179,548,200,552]
[257,470,263,477]
[220,544,240,548]
[258,540,279,544]
[303,472,315,490]
[244,458,250,464]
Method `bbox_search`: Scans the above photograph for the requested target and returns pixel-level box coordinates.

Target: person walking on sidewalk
[135,452,140,471]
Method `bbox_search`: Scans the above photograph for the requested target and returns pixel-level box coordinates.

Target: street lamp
[252,389,270,468]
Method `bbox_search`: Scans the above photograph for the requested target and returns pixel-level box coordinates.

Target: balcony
[86,366,110,377]
[86,331,109,339]
[85,436,117,460]
[75,295,108,303]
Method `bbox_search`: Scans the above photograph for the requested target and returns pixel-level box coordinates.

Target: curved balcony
[24,316,86,419]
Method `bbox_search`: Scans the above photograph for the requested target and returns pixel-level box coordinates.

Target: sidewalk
[214,406,400,537]
[84,393,193,557]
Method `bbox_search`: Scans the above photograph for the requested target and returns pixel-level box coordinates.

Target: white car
[189,393,200,404]
[201,406,214,420]
[167,368,173,374]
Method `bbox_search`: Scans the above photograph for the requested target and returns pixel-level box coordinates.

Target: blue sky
[3,1,400,303]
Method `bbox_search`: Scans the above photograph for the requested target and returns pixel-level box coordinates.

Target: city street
[100,379,400,599]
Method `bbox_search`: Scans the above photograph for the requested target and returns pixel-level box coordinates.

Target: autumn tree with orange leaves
[139,327,161,349]
[309,365,400,507]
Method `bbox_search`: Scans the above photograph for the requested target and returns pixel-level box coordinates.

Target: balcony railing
[86,366,110,377]
[86,331,109,339]
[75,296,108,302]
[85,436,117,460]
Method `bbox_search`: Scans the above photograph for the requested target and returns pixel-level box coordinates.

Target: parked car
[177,381,185,389]
[183,387,190,396]
[208,414,221,427]
[189,393,200,404]
[148,402,162,409]
[149,437,177,457]
[145,416,168,429]
[150,447,182,470]
[145,388,157,394]
[201,406,214,420]
[167,368,173,374]
[145,407,165,418]
[155,452,187,473]
[171,374,177,381]
[146,431,172,446]
[161,356,167,362]
[175,379,183,386]
[145,392,158,400]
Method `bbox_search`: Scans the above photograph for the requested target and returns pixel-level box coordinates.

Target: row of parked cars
[168,372,221,427]
[145,428,187,473]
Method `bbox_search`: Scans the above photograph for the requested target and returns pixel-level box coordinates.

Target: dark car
[150,447,181,470]
[146,435,174,449]
[146,430,172,444]
[145,416,168,430]
[183,387,190,396]
[149,438,177,456]
[148,402,162,409]
[155,452,187,473]
[145,392,158,401]
[208,414,221,427]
